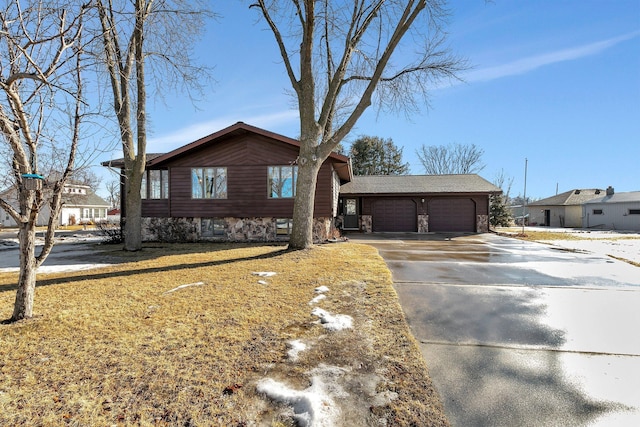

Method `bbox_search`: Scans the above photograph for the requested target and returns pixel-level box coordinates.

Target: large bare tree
[251,0,464,249]
[0,0,89,321]
[416,142,485,175]
[95,0,212,251]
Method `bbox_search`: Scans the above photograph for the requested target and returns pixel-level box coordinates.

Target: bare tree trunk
[123,171,143,251]
[11,223,37,321]
[289,157,321,249]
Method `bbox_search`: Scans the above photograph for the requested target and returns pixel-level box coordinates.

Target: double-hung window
[268,166,297,198]
[192,167,227,199]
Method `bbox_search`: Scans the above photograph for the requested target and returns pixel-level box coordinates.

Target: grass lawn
[0,242,448,426]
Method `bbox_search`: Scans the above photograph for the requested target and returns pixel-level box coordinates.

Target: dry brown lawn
[0,242,448,426]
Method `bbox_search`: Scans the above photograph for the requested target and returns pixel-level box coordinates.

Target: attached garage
[339,175,501,234]
[372,198,417,232]
[429,198,476,232]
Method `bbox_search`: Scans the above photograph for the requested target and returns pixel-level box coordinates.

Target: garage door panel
[430,198,475,232]
[373,199,417,232]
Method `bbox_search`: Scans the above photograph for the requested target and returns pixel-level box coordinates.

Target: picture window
[192,168,227,199]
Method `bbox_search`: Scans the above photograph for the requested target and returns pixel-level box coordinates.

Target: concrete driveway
[354,232,640,427]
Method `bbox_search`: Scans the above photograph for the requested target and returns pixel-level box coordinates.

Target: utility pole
[522,158,528,234]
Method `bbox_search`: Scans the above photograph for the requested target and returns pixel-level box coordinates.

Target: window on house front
[192,168,227,199]
[268,166,297,198]
[592,209,603,215]
[276,218,293,235]
[201,218,226,237]
[629,209,640,215]
[141,169,169,199]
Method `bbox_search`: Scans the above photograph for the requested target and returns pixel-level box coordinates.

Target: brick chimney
[606,186,614,196]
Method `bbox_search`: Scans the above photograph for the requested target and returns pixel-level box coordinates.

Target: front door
[343,198,358,229]
[544,209,551,226]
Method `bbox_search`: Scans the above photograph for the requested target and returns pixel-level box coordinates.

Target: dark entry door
[544,210,551,226]
[343,198,359,229]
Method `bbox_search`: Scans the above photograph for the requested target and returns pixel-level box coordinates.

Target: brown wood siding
[160,134,335,219]
[141,199,170,217]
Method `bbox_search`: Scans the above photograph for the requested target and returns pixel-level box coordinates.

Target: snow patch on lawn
[309,294,326,305]
[287,339,307,362]
[164,282,205,294]
[252,271,277,277]
[311,307,353,331]
[256,365,348,427]
[314,285,330,293]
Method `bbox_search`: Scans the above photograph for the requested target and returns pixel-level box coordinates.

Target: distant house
[0,182,109,228]
[582,187,640,231]
[528,189,604,227]
[103,122,502,241]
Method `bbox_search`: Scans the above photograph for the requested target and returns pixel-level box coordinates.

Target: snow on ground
[287,339,307,362]
[499,227,640,264]
[256,365,349,427]
[252,271,277,277]
[257,285,370,426]
[0,234,110,273]
[164,282,205,294]
[311,307,353,331]
[545,238,640,264]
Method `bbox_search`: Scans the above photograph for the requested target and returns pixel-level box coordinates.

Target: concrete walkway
[355,233,640,427]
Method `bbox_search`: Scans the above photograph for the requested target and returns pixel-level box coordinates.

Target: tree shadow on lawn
[0,242,289,294]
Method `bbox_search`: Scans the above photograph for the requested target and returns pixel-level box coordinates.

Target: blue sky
[100,0,640,200]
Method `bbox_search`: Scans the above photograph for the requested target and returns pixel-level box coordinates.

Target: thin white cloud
[465,31,640,83]
[147,109,299,151]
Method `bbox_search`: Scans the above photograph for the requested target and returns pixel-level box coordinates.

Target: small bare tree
[416,142,485,175]
[105,179,121,209]
[251,0,464,248]
[94,0,212,251]
[0,0,89,322]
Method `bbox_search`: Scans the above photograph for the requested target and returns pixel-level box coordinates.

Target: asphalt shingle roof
[528,189,605,206]
[339,174,501,195]
[584,191,640,204]
[62,191,110,207]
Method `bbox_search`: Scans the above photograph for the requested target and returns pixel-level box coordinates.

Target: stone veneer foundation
[141,217,333,242]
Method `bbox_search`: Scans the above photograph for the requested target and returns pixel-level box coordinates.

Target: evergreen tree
[490,193,512,227]
[490,169,513,227]
[349,136,410,175]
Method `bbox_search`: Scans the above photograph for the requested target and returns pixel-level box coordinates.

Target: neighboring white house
[528,188,604,228]
[582,187,640,231]
[0,183,109,228]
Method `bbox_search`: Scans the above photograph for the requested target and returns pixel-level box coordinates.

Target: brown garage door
[372,198,417,232]
[429,198,476,232]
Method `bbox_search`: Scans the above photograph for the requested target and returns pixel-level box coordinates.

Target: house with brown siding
[103,122,351,241]
[103,122,501,241]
